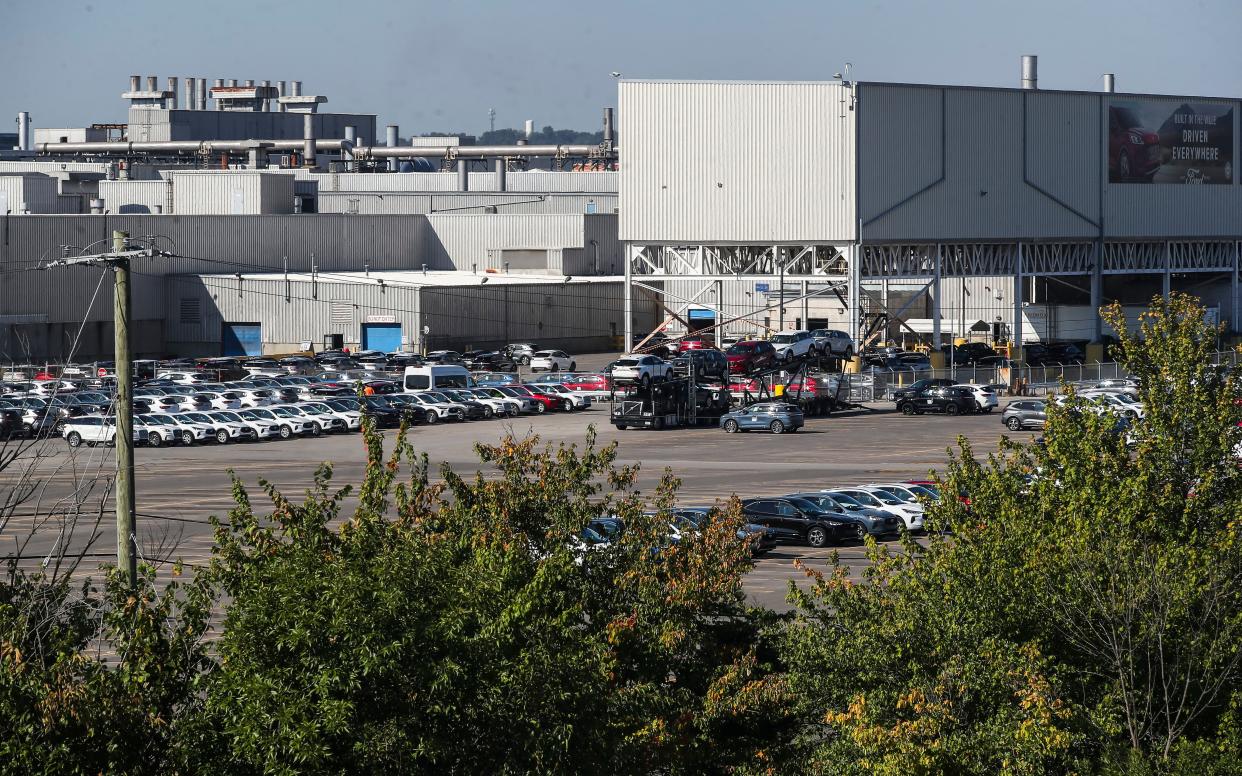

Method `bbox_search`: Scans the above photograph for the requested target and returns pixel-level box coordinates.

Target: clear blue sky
[3,0,1240,135]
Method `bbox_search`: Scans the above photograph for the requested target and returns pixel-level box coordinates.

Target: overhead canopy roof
[902,318,990,334]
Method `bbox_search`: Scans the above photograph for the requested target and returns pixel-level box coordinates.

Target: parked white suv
[62,416,148,448]
[136,413,201,446]
[809,329,855,359]
[609,354,673,387]
[529,350,577,372]
[769,330,816,361]
[828,487,924,532]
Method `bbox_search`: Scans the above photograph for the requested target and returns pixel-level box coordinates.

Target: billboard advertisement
[1108,100,1234,184]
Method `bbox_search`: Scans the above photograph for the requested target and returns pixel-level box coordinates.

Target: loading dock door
[222,323,262,356]
[687,308,716,333]
[362,322,402,353]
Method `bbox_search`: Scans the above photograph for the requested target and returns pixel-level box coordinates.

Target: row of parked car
[580,481,941,556]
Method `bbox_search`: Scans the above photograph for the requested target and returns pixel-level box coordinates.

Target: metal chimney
[523,119,534,139]
[228,78,238,87]
[167,77,178,109]
[1021,55,1038,90]
[290,80,302,97]
[386,125,399,171]
[603,107,614,145]
[343,125,356,163]
[260,80,270,111]
[146,75,158,92]
[458,158,469,191]
[213,79,224,111]
[196,78,207,110]
[16,112,31,151]
[494,157,507,191]
[277,81,287,112]
[244,79,254,87]
[1103,73,1115,93]
[129,75,140,92]
[183,76,195,109]
[303,113,316,169]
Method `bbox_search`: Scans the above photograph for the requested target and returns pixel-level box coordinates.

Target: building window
[179,297,201,324]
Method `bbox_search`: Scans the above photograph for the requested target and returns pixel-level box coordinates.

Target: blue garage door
[361,323,402,353]
[222,323,262,356]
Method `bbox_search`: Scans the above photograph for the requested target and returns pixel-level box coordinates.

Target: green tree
[195,424,783,775]
[777,292,1242,774]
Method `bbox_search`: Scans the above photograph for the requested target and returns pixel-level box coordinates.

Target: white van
[403,365,473,392]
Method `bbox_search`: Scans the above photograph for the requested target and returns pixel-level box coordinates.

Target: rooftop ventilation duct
[1021,55,1038,90]
[1103,73,1115,93]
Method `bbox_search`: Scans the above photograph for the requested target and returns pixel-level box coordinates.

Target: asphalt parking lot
[2,390,1027,612]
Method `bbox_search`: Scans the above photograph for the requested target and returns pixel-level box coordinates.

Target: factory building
[619,58,1241,356]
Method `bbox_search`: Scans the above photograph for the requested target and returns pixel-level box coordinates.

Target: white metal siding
[99,180,172,214]
[171,172,294,214]
[0,175,60,213]
[619,80,856,243]
[425,214,590,271]
[316,192,615,216]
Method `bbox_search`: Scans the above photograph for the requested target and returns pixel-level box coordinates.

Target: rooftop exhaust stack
[16,112,31,151]
[228,78,238,88]
[303,113,316,169]
[1103,73,1115,93]
[196,78,207,110]
[260,80,271,111]
[1021,55,1038,90]
[213,79,224,111]
[523,119,534,139]
[167,77,178,109]
[130,75,140,92]
[603,107,614,145]
[290,81,302,97]
[146,76,158,92]
[183,76,195,109]
[277,81,287,112]
[386,125,398,171]
[344,125,356,164]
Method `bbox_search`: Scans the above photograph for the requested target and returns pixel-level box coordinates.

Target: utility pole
[44,231,167,588]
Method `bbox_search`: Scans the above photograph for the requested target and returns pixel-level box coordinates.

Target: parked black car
[1,409,24,440]
[941,342,999,364]
[740,496,851,548]
[669,349,729,380]
[891,377,955,404]
[784,492,902,541]
[463,350,518,372]
[898,386,977,416]
[1002,399,1047,430]
[1046,343,1085,364]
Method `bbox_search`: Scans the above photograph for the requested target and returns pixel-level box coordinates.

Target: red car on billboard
[1109,104,1162,182]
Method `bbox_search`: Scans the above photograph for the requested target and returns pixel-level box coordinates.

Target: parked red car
[562,373,610,393]
[518,385,565,412]
[725,340,778,374]
[677,335,715,352]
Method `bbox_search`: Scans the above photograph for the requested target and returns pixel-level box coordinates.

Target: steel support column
[1090,240,1103,341]
[1013,243,1025,361]
[623,243,634,352]
[846,244,860,344]
[1163,241,1172,300]
[932,244,942,349]
[1233,241,1240,333]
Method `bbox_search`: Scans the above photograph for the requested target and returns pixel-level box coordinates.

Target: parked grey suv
[1002,399,1047,430]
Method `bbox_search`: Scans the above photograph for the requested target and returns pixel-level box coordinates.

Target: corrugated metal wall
[171,172,294,214]
[164,275,420,353]
[316,192,615,216]
[99,180,172,214]
[0,175,61,213]
[129,108,377,146]
[859,83,1242,242]
[619,80,856,243]
[419,280,657,352]
[311,170,617,194]
[162,275,656,354]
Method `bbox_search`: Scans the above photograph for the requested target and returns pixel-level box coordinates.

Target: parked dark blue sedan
[720,401,804,434]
